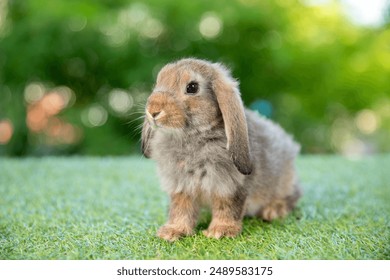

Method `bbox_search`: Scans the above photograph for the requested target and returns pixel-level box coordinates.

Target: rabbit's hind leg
[257,184,301,222]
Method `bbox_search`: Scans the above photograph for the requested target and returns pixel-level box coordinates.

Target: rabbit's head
[144,58,252,175]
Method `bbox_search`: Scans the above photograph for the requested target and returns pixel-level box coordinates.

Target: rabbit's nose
[151,111,161,118]
[146,109,161,120]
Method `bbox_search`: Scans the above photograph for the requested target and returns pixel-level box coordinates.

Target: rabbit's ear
[141,118,153,158]
[212,65,252,175]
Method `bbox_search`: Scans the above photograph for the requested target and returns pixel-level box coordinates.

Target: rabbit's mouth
[147,118,163,130]
[146,112,185,131]
[150,122,160,130]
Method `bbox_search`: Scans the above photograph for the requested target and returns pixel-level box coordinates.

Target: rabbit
[142,58,301,241]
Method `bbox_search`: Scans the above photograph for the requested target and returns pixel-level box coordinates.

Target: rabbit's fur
[142,58,301,241]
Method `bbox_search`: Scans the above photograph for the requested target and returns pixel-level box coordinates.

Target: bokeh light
[24,84,81,147]
[140,18,164,39]
[355,109,381,135]
[101,3,165,46]
[199,13,223,39]
[108,89,134,115]
[41,92,66,116]
[0,119,13,144]
[27,103,48,132]
[340,0,389,27]
[81,104,108,127]
[45,117,82,145]
[55,86,76,108]
[24,83,45,104]
[250,99,273,117]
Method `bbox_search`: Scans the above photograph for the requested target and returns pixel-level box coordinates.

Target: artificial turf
[0,155,389,260]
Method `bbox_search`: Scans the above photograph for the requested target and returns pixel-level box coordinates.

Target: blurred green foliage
[0,0,389,156]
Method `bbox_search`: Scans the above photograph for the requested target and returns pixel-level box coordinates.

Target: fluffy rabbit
[142,58,301,241]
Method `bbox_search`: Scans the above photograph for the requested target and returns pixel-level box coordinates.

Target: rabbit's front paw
[157,225,193,242]
[203,224,242,239]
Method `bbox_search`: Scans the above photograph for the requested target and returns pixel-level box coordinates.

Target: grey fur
[148,109,300,215]
[142,58,301,223]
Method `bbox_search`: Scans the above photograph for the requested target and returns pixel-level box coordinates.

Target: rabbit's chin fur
[142,58,301,241]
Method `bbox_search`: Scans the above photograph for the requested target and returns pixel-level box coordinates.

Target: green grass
[0,155,389,260]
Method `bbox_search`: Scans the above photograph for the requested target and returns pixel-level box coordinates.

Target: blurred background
[0,0,389,157]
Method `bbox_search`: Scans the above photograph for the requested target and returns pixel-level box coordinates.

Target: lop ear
[141,118,153,158]
[212,64,252,175]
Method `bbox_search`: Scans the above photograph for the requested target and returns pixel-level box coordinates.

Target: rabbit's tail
[286,182,302,211]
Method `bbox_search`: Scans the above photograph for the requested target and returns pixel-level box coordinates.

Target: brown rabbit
[142,58,301,241]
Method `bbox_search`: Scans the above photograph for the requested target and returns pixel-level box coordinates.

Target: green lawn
[0,155,389,260]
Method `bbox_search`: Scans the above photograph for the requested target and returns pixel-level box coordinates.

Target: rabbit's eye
[186,81,199,95]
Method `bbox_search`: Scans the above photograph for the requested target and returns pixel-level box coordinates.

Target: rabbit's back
[244,109,301,217]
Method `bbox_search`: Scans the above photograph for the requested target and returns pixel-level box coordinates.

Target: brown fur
[157,192,199,242]
[146,93,186,128]
[203,189,247,238]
